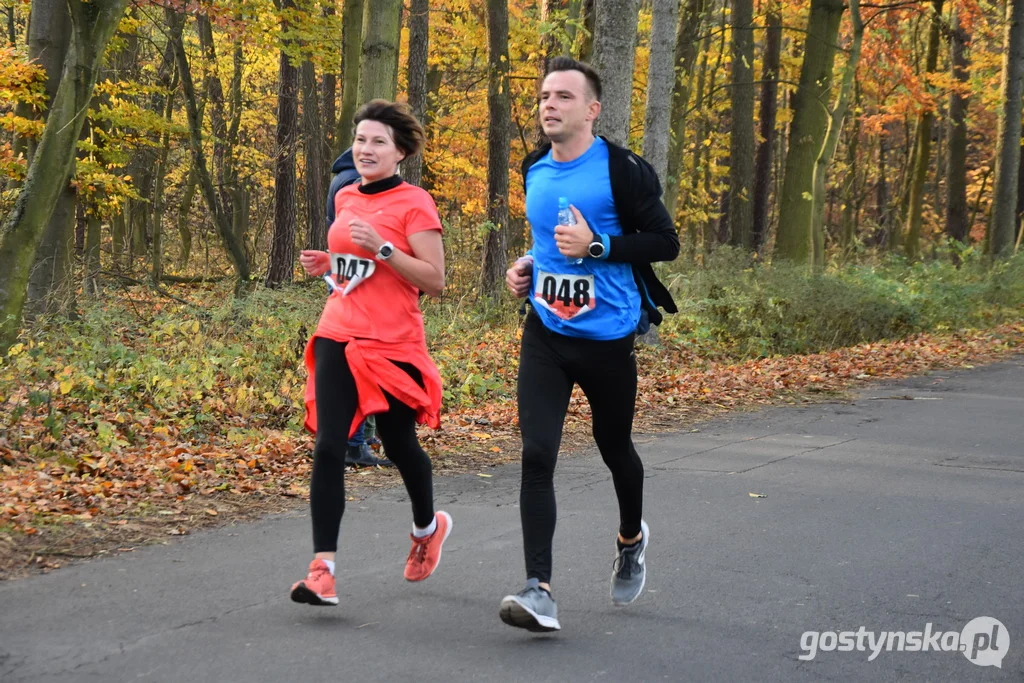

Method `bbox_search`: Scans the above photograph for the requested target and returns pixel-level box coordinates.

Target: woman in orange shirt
[291,100,451,607]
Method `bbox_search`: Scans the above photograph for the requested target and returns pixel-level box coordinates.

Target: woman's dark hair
[353,99,425,158]
[545,57,602,101]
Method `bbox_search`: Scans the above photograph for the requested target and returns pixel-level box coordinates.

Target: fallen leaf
[748,492,767,498]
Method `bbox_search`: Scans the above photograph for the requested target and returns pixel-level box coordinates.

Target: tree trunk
[727,0,755,249]
[989,0,1024,258]
[576,0,596,61]
[83,210,101,297]
[25,187,75,315]
[752,1,781,254]
[481,0,511,298]
[14,0,69,173]
[321,3,336,153]
[168,9,251,290]
[302,60,327,250]
[541,0,566,67]
[22,0,72,317]
[177,167,197,271]
[1017,123,1024,245]
[0,0,129,351]
[335,0,363,154]
[946,7,970,247]
[773,0,845,264]
[904,0,943,261]
[592,0,640,145]
[664,0,706,219]
[7,5,15,46]
[877,132,890,240]
[151,71,177,286]
[196,15,235,236]
[642,0,680,186]
[420,66,443,192]
[266,0,299,288]
[810,0,863,270]
[357,0,400,103]
[841,102,861,256]
[689,26,713,254]
[405,0,429,187]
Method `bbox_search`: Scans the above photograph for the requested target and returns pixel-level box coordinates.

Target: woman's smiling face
[352,120,406,184]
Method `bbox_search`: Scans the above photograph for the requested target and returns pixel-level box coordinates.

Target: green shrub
[659,249,1024,358]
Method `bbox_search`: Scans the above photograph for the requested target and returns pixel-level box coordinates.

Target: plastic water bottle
[558,196,582,265]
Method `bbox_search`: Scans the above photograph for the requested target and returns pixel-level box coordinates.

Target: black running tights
[517,313,644,584]
[310,337,434,552]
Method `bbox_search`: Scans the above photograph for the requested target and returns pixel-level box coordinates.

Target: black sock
[617,534,642,551]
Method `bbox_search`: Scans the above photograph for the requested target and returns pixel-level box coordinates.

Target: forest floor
[2,319,1023,580]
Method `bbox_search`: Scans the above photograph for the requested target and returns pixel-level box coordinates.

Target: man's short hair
[545,56,602,101]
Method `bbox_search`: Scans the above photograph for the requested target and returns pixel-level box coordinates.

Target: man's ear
[587,100,602,122]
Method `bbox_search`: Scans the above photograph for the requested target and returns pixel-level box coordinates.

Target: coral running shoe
[403,511,453,582]
[290,559,338,606]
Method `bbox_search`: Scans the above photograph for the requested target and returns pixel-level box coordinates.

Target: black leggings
[310,337,435,553]
[517,312,644,584]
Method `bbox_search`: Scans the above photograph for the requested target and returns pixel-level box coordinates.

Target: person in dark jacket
[326,147,393,469]
[499,57,679,633]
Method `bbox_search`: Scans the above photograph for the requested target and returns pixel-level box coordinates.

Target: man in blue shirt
[500,57,679,633]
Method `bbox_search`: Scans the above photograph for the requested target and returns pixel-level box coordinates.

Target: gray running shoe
[611,519,649,606]
[499,578,561,632]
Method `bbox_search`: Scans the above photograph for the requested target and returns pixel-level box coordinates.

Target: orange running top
[303,181,444,437]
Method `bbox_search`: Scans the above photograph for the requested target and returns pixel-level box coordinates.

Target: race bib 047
[533,269,596,320]
[330,253,376,295]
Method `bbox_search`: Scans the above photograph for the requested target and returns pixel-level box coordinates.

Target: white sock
[321,559,335,575]
[413,516,437,538]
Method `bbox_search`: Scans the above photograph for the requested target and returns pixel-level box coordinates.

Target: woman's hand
[348,218,385,255]
[299,250,330,276]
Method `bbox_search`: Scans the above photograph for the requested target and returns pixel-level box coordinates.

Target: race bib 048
[533,269,596,320]
[330,253,376,295]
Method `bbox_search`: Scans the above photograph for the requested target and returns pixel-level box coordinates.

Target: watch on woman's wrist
[376,241,394,260]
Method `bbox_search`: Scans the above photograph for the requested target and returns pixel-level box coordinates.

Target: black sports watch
[587,235,606,259]
[376,241,394,260]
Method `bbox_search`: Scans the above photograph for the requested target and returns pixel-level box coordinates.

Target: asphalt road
[2,359,1022,682]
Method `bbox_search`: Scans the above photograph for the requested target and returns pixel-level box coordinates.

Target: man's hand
[299,250,330,276]
[505,256,533,298]
[554,205,593,259]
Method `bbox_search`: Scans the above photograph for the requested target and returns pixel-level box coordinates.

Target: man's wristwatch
[376,241,394,260]
[587,235,606,259]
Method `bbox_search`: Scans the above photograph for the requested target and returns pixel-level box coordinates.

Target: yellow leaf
[749,492,767,498]
[59,380,74,395]
[470,431,491,439]
[477,473,493,478]
[191,321,200,334]
[7,343,24,357]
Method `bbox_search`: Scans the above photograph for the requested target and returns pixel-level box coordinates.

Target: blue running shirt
[525,138,640,340]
